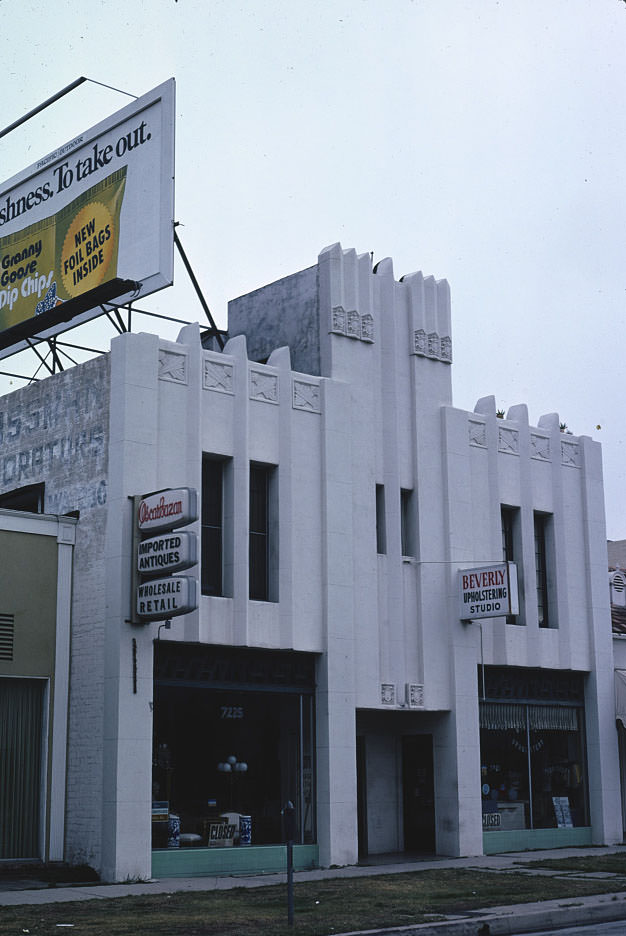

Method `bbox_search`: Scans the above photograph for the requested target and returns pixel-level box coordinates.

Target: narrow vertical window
[401,489,414,557]
[250,463,277,601]
[534,513,550,628]
[376,485,386,555]
[501,506,519,625]
[202,457,223,596]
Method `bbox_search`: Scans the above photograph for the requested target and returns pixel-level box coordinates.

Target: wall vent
[0,614,14,661]
[612,572,625,593]
[611,572,626,608]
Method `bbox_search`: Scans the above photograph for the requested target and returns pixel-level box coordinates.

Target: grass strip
[2,867,626,936]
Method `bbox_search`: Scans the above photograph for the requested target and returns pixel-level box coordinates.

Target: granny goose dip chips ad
[0,79,174,356]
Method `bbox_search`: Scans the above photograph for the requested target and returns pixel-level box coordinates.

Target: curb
[333,892,626,936]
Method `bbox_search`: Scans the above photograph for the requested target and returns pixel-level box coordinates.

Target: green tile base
[152,844,319,878]
[483,826,592,854]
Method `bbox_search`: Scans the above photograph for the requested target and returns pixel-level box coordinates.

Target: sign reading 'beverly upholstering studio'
[459,562,519,620]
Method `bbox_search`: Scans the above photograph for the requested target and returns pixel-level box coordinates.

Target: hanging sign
[137,487,198,534]
[137,530,197,575]
[136,575,197,620]
[131,486,199,625]
[459,562,519,620]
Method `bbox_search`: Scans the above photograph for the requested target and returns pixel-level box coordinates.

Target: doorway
[402,734,435,853]
[356,736,367,856]
[0,678,44,858]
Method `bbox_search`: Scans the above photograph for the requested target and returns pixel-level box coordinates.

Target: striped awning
[480,701,578,732]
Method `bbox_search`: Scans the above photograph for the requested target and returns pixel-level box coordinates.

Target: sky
[2,0,626,538]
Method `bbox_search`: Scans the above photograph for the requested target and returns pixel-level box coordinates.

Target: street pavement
[2,846,626,935]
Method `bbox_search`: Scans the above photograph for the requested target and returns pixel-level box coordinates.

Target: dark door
[0,678,44,858]
[402,734,435,853]
[356,735,368,856]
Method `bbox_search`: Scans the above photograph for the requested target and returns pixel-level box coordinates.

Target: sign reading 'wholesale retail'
[459,562,519,620]
[0,79,175,358]
[136,575,197,620]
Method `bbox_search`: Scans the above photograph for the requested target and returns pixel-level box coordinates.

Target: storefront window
[152,644,316,849]
[480,701,588,831]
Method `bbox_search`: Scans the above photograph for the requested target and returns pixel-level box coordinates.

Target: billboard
[0,79,175,357]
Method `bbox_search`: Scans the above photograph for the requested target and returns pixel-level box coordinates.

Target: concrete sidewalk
[2,846,626,935]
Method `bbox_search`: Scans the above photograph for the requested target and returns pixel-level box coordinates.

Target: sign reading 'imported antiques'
[137,530,197,575]
[459,562,519,620]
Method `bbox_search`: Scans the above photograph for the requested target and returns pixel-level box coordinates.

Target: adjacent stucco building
[0,243,621,880]
[0,508,76,862]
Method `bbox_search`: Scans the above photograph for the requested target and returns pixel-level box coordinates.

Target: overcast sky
[2,0,625,538]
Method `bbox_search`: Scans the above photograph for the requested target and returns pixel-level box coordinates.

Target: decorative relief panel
[158,350,188,384]
[498,427,519,455]
[330,305,375,343]
[413,329,452,364]
[414,329,427,355]
[381,683,395,705]
[203,359,234,394]
[292,379,321,413]
[249,369,279,403]
[406,683,424,708]
[530,433,550,461]
[561,439,580,468]
[347,309,361,338]
[469,418,487,448]
[331,305,347,333]
[440,336,452,362]
[427,332,440,358]
[361,313,374,342]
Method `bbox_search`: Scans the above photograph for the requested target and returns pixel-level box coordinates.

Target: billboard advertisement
[0,79,175,357]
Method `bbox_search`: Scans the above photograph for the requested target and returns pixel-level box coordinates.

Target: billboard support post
[173,228,224,349]
[0,78,88,141]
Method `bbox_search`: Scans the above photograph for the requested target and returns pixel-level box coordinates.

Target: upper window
[501,506,521,625]
[375,485,386,555]
[0,483,44,513]
[400,489,414,557]
[202,457,233,597]
[534,513,553,628]
[249,463,278,602]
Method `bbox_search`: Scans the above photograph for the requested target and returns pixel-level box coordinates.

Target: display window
[152,643,316,849]
[480,701,588,831]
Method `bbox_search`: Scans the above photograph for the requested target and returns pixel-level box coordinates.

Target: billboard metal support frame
[174,226,224,349]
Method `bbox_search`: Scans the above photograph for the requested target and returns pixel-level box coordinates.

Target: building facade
[0,243,621,879]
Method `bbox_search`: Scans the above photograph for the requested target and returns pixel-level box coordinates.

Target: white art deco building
[0,244,620,880]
